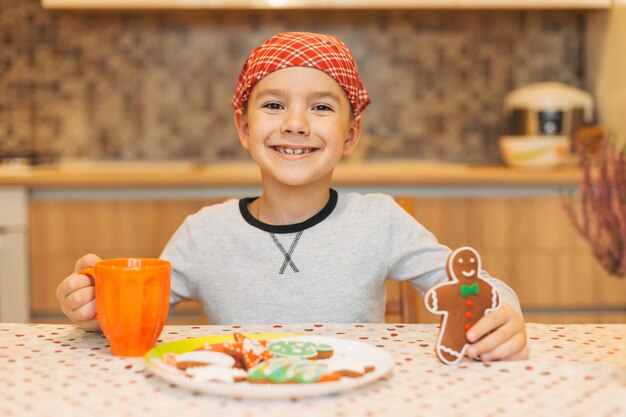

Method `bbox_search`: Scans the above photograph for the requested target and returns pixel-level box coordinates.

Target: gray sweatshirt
[161,190,521,324]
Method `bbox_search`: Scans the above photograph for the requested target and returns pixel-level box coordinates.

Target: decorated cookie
[185,364,248,383]
[165,350,236,370]
[247,357,340,384]
[323,357,375,377]
[268,340,334,360]
[424,246,501,365]
[155,333,378,385]
[221,332,274,370]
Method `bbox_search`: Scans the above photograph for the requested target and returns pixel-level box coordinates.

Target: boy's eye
[262,102,283,110]
[312,104,334,112]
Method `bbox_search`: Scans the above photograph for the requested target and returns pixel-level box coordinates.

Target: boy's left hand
[465,305,529,361]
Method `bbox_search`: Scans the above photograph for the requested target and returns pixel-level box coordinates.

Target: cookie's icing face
[451,248,479,281]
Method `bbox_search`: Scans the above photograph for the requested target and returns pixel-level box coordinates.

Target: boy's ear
[234,108,250,150]
[342,114,363,155]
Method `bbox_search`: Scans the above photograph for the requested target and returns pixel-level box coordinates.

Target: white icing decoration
[438,345,463,365]
[461,269,476,277]
[323,357,371,374]
[268,340,318,359]
[186,365,247,383]
[426,291,439,312]
[491,287,499,309]
[175,350,236,368]
[241,337,268,356]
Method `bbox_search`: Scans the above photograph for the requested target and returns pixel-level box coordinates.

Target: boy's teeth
[275,147,313,155]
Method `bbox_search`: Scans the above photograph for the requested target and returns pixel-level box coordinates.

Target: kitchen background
[2,1,626,325]
[1,0,595,164]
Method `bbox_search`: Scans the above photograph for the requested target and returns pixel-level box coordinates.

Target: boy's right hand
[55,253,101,330]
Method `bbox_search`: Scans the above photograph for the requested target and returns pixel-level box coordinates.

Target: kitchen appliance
[503,82,594,149]
[499,82,594,168]
[0,187,30,322]
[499,136,569,170]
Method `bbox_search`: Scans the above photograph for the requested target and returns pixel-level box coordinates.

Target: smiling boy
[57,32,528,362]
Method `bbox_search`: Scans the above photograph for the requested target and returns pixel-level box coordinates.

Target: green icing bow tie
[460,283,479,297]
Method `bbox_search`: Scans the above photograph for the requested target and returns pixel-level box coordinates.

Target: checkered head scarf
[232,32,371,116]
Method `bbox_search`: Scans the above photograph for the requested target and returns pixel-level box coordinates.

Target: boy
[56,32,528,362]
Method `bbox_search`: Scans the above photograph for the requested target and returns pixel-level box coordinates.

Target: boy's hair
[231,32,371,116]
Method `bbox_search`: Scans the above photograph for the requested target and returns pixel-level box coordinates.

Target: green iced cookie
[248,357,292,383]
[268,340,333,359]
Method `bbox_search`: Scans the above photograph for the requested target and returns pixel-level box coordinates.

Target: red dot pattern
[0,323,624,417]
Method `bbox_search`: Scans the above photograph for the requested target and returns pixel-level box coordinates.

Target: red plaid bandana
[232,32,371,115]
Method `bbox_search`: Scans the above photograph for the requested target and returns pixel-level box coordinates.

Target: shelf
[41,0,613,10]
[457,0,611,8]
[0,161,582,188]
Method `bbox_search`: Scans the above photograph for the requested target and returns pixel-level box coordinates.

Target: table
[1,323,624,417]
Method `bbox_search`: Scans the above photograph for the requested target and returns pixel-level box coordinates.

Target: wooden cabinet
[29,198,222,324]
[29,194,626,325]
[387,195,626,324]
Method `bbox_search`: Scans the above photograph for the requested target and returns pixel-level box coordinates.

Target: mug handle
[79,267,95,280]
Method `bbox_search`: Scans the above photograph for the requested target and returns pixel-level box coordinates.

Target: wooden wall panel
[511,252,561,307]
[29,195,626,324]
[509,197,588,250]
[468,198,515,251]
[396,195,626,324]
[30,254,78,312]
[29,198,220,323]
[411,198,471,249]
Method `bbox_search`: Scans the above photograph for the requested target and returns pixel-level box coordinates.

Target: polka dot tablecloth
[1,323,624,417]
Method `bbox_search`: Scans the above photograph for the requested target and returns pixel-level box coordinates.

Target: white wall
[586,3,626,145]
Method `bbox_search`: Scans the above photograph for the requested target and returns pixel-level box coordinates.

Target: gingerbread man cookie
[424,246,501,365]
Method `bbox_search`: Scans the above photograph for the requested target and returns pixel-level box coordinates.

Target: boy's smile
[234,66,362,189]
[271,146,318,157]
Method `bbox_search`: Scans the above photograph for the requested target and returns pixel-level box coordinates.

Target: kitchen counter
[0,160,581,189]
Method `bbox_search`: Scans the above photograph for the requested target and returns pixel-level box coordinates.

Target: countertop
[1,322,624,417]
[0,160,581,188]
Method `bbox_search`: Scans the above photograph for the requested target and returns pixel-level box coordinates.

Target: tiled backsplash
[0,0,587,164]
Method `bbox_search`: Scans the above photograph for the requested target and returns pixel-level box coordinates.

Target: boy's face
[234,66,362,188]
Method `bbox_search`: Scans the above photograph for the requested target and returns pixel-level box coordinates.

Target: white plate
[144,334,394,399]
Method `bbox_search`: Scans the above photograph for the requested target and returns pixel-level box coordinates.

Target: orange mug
[80,258,171,357]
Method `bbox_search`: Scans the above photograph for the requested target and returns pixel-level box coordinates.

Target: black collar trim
[239,189,338,234]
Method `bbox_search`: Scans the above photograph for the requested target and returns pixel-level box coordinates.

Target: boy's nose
[280,111,310,136]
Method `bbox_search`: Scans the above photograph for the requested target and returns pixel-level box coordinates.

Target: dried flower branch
[562,127,626,278]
